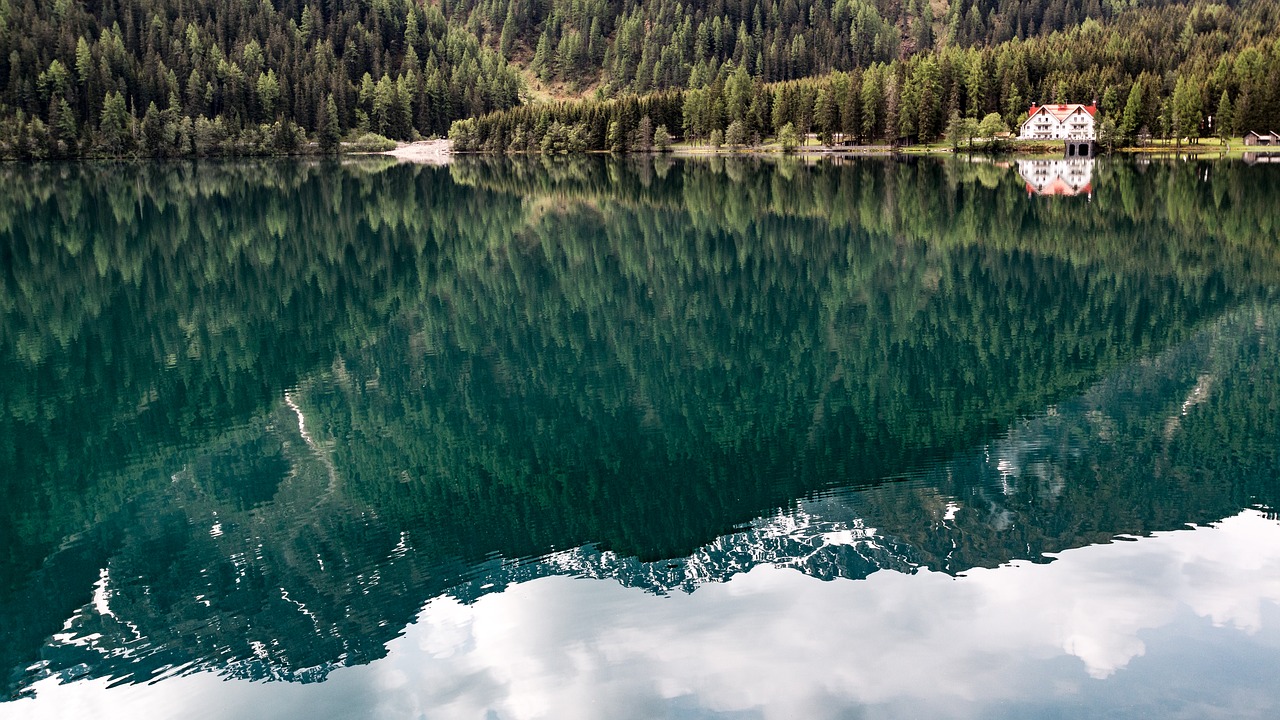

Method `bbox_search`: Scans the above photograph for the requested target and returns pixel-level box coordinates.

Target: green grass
[1116,137,1280,159]
[666,135,1280,159]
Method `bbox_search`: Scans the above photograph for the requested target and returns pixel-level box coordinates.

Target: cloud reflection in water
[8,510,1280,720]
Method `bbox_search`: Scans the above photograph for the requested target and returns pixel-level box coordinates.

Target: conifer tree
[1171,75,1201,145]
[99,91,131,154]
[1215,90,1234,141]
[319,94,341,153]
[1120,80,1144,144]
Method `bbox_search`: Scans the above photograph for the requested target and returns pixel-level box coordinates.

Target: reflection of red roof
[1027,103,1097,120]
[1026,180,1093,197]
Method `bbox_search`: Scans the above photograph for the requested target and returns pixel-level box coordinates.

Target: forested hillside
[0,0,523,158]
[456,0,1280,151]
[461,0,1118,92]
[0,0,1278,157]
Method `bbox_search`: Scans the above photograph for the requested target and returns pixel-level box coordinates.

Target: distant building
[1243,131,1280,146]
[1017,159,1094,198]
[1019,103,1097,140]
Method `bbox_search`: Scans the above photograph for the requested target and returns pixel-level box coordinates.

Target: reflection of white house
[1019,103,1097,140]
[1017,159,1094,198]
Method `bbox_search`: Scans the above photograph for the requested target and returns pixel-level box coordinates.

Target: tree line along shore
[0,0,1277,159]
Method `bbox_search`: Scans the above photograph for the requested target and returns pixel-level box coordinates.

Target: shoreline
[379,139,452,164]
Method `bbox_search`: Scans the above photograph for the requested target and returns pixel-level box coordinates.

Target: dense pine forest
[0,0,1278,157]
[0,0,524,158]
[455,0,1280,152]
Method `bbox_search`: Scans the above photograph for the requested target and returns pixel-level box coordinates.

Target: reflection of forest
[1,157,1279,697]
[439,301,1280,598]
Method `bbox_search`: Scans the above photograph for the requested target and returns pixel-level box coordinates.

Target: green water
[1,157,1279,718]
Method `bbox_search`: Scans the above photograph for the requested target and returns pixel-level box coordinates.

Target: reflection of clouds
[7,512,1280,719]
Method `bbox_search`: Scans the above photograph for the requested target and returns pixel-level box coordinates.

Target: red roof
[1026,180,1093,197]
[1027,103,1097,120]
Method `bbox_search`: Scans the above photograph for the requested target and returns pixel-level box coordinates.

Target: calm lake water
[1,156,1279,719]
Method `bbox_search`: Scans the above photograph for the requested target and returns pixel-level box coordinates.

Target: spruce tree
[1120,81,1144,144]
[1215,90,1234,141]
[1171,75,1201,145]
[319,94,341,153]
[99,91,131,154]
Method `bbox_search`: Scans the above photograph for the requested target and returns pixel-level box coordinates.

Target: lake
[1,155,1279,719]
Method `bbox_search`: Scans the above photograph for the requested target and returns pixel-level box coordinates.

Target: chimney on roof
[1029,103,1038,118]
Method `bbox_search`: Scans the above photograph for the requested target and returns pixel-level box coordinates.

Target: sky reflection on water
[3,156,1280,718]
[7,510,1279,720]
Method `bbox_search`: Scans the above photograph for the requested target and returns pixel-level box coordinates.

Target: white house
[1019,103,1097,140]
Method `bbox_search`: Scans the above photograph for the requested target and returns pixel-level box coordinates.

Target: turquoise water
[1,156,1278,718]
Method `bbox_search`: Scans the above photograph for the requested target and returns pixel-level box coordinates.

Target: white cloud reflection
[6,511,1280,720]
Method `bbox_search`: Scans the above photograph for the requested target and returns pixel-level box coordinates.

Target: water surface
[1,156,1278,718]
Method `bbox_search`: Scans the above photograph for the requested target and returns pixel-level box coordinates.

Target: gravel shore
[381,139,452,164]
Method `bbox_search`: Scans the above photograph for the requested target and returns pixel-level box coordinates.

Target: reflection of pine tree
[4,157,1280,695]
